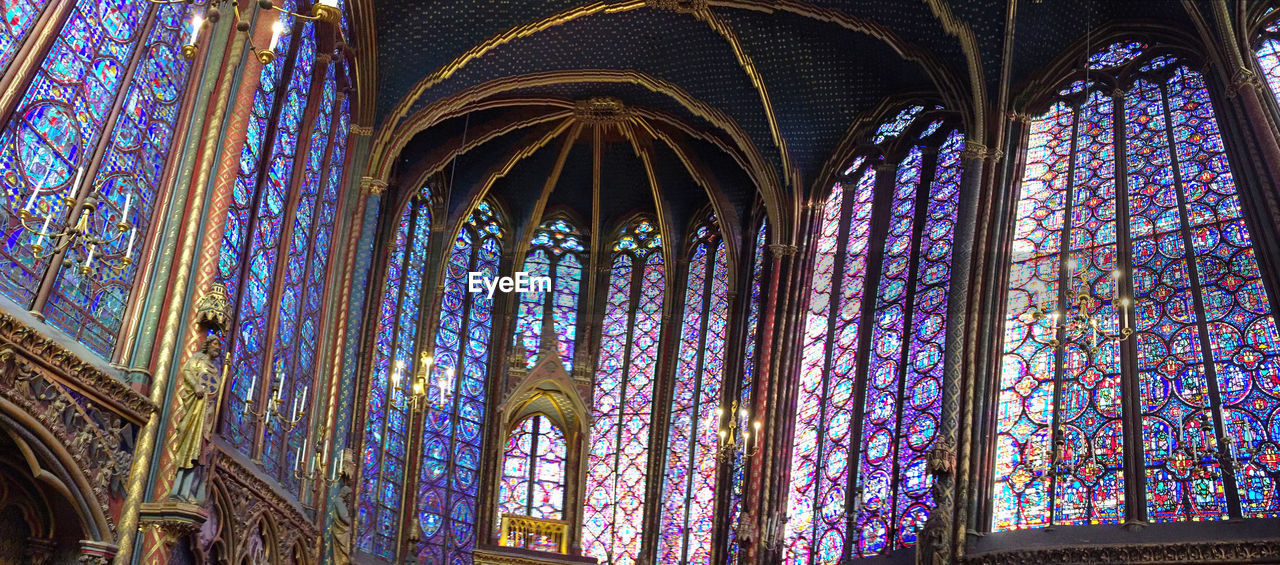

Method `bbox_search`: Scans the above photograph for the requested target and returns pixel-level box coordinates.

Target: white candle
[84,244,96,269]
[247,372,257,403]
[294,445,302,471]
[121,192,132,220]
[187,14,204,45]
[124,227,136,260]
[268,20,285,53]
[34,212,52,248]
[23,190,37,212]
[72,166,85,191]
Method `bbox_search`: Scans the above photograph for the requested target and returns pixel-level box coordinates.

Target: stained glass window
[659,216,730,565]
[208,7,356,504]
[0,0,51,74]
[785,109,963,564]
[416,201,503,563]
[1257,25,1280,102]
[994,44,1280,530]
[222,17,319,476]
[583,218,664,565]
[727,221,768,563]
[357,190,432,559]
[218,5,305,449]
[497,415,568,520]
[0,1,194,356]
[513,217,585,369]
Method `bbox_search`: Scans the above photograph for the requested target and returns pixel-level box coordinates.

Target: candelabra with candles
[1025,260,1133,352]
[390,353,455,414]
[715,401,761,463]
[18,169,137,276]
[293,439,345,485]
[151,0,344,63]
[244,368,308,433]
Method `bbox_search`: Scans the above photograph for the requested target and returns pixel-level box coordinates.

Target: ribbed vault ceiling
[365,0,1257,244]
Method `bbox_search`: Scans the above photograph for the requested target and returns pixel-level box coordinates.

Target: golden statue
[170,334,224,502]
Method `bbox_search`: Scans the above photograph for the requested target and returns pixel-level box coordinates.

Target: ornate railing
[499,514,569,554]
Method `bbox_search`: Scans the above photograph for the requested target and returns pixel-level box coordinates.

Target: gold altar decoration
[498,514,570,554]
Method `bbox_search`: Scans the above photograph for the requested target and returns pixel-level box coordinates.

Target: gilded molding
[573,97,628,124]
[645,0,707,12]
[0,313,154,423]
[349,124,373,136]
[360,175,388,195]
[961,540,1280,565]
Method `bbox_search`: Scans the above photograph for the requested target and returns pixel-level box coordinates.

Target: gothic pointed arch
[582,214,665,565]
[784,102,965,563]
[993,39,1280,531]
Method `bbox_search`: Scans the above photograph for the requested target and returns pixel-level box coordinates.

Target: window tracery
[210,6,354,496]
[582,218,664,565]
[356,189,431,559]
[785,106,963,563]
[415,200,503,563]
[659,214,730,565]
[994,43,1280,531]
[0,1,195,355]
[513,217,585,369]
[498,415,568,521]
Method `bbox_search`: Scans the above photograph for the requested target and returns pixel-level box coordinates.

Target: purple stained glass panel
[416,202,501,564]
[583,219,663,565]
[357,190,430,558]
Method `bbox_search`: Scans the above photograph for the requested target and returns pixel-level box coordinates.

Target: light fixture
[244,366,308,433]
[18,170,135,277]
[151,0,345,63]
[293,439,342,485]
[715,401,761,463]
[1024,258,1133,352]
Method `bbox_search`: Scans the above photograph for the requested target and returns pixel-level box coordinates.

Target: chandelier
[152,0,343,63]
[391,352,455,413]
[1024,259,1133,352]
[243,367,308,433]
[19,169,136,276]
[715,401,761,462]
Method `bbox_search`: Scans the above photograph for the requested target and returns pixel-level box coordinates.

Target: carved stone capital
[960,141,988,160]
[574,97,628,124]
[767,244,798,257]
[1227,67,1263,98]
[138,501,208,548]
[360,176,388,195]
